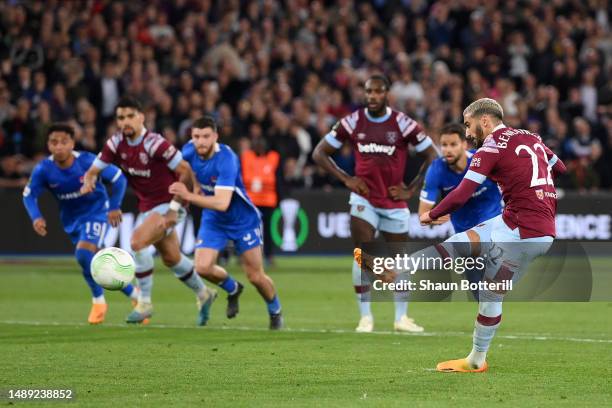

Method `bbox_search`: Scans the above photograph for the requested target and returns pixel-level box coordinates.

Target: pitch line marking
[1,320,611,344]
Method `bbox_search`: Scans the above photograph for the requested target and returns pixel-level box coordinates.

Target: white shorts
[481,215,554,301]
[135,202,188,236]
[444,215,497,257]
[349,193,410,234]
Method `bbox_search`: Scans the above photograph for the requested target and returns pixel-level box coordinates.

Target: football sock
[171,255,207,299]
[92,294,106,304]
[353,259,372,317]
[75,248,104,299]
[219,275,239,295]
[121,283,136,298]
[394,300,408,322]
[135,270,153,304]
[468,300,503,368]
[266,294,281,315]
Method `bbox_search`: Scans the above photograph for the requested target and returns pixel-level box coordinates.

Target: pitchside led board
[3,189,612,255]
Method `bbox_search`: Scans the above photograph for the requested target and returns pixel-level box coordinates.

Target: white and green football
[90,247,135,290]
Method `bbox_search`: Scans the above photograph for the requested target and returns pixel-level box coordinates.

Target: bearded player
[169,116,283,329]
[389,123,502,300]
[313,74,438,333]
[81,96,216,326]
[420,98,567,372]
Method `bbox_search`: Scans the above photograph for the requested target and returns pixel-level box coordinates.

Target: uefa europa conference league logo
[271,199,309,251]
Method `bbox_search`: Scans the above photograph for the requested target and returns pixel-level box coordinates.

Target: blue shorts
[67,219,108,247]
[196,222,263,255]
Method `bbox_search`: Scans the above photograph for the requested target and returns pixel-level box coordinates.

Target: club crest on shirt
[535,189,544,200]
[139,152,149,165]
[386,131,398,144]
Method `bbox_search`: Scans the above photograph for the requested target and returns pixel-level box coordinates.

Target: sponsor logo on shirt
[357,133,366,140]
[126,167,151,178]
[357,142,396,156]
[58,190,84,200]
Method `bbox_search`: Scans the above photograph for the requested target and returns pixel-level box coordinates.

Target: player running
[313,74,438,333]
[169,116,283,330]
[81,96,215,326]
[389,123,503,300]
[23,123,136,324]
[420,98,567,372]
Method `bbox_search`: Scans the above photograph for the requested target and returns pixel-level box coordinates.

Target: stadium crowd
[0,0,610,191]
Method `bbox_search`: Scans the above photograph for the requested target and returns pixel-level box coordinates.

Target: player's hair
[463,98,504,121]
[366,74,391,91]
[439,123,466,140]
[47,123,75,139]
[115,95,143,112]
[192,116,218,132]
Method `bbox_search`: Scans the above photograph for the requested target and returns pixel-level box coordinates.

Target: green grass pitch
[1,256,611,407]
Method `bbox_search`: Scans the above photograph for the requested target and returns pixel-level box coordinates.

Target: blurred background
[0,0,610,255]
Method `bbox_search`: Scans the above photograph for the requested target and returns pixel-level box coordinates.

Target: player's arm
[416,162,450,225]
[422,149,497,224]
[99,165,127,227]
[312,124,368,196]
[168,153,238,212]
[403,144,439,199]
[81,138,117,194]
[22,166,48,236]
[169,183,233,212]
[543,144,567,176]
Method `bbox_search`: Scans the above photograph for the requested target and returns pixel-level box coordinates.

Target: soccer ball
[90,247,135,290]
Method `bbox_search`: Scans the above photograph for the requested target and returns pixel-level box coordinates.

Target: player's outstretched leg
[156,233,216,326]
[240,247,283,330]
[195,248,243,320]
[75,244,107,324]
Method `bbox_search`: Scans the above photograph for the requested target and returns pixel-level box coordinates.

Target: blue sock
[266,295,281,315]
[75,248,104,298]
[219,276,238,294]
[121,283,135,297]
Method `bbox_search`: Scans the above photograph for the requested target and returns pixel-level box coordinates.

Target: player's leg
[437,218,554,372]
[74,239,107,324]
[155,231,216,326]
[380,230,424,333]
[378,206,424,333]
[126,212,156,323]
[235,227,282,329]
[350,215,377,332]
[194,224,244,320]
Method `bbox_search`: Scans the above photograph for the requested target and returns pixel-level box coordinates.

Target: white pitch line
[1,319,611,344]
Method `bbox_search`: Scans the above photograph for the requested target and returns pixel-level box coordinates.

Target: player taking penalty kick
[169,116,283,330]
[389,123,502,300]
[313,75,438,333]
[420,98,567,372]
[81,96,215,326]
[23,123,136,324]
